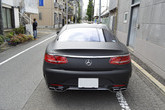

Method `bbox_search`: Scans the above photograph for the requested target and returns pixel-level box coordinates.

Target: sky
[82,0,109,17]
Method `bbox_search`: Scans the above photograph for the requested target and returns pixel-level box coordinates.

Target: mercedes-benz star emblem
[85,59,92,66]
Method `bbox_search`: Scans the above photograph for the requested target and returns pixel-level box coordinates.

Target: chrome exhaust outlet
[112,87,120,92]
[49,86,66,92]
[111,87,127,92]
[49,87,56,90]
[120,88,127,91]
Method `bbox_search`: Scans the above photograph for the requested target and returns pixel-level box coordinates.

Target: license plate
[78,78,99,88]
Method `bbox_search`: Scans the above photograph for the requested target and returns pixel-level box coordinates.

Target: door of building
[128,6,139,48]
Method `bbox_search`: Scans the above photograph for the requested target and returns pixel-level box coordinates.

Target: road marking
[0,35,56,66]
[131,60,165,94]
[116,91,131,110]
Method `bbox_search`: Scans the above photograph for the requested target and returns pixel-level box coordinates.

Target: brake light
[109,55,131,65]
[113,85,126,87]
[44,54,68,64]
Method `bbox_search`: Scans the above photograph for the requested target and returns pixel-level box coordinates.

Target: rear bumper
[43,68,132,91]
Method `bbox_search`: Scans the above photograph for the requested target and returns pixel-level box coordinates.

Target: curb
[0,42,10,53]
[128,47,165,94]
[131,59,165,94]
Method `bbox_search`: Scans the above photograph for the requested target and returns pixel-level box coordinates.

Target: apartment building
[31,0,65,29]
[113,0,165,79]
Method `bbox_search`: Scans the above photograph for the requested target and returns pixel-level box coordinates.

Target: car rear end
[43,25,132,92]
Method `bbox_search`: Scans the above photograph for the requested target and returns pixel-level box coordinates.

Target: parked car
[43,24,132,92]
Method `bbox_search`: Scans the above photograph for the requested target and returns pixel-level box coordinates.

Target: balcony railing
[59,5,64,10]
[54,2,59,8]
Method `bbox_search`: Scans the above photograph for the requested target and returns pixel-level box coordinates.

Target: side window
[102,29,116,42]
[39,12,42,20]
[124,12,128,23]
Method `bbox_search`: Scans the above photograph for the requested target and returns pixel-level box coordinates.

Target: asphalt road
[0,33,165,110]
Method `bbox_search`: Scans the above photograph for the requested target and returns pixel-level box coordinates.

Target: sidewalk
[129,49,165,86]
[0,28,58,53]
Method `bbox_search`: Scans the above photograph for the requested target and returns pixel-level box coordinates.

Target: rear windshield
[58,28,116,42]
[58,28,105,42]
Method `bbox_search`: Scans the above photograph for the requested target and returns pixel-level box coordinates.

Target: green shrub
[5,32,14,39]
[4,27,34,46]
[19,34,28,41]
[9,36,20,45]
[16,35,26,43]
[0,35,4,45]
[27,35,34,40]
[13,25,25,34]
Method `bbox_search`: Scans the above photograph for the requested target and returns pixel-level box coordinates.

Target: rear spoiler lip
[53,42,122,51]
[47,53,130,58]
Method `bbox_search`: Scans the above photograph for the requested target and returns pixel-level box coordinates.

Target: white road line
[116,91,131,110]
[0,35,55,66]
[131,60,165,94]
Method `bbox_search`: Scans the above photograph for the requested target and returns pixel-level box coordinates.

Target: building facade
[31,0,65,29]
[31,0,76,29]
[32,0,65,28]
[0,0,38,35]
[116,0,165,79]
[1,0,20,31]
[108,0,118,33]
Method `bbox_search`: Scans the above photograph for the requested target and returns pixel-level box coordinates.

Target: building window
[124,12,128,23]
[54,13,57,24]
[132,0,140,4]
[39,12,42,20]
[59,14,61,24]
[2,7,13,29]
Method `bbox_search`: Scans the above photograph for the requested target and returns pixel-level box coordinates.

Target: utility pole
[93,0,95,18]
[75,6,77,23]
[66,0,68,24]
[0,0,4,35]
[74,0,77,23]
[99,0,101,24]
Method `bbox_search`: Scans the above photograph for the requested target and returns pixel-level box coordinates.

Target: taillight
[44,54,68,64]
[109,55,131,65]
[113,85,126,87]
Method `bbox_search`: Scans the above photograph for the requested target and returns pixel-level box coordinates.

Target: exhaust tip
[48,86,67,92]
[110,87,127,92]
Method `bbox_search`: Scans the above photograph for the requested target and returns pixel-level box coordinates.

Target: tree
[86,0,94,21]
[77,2,81,23]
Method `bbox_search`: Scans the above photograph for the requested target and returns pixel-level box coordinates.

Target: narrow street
[0,32,164,110]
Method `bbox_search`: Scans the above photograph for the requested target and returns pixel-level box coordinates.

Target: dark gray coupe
[43,24,132,92]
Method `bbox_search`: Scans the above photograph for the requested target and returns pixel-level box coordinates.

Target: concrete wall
[109,0,118,11]
[116,0,165,79]
[13,0,21,7]
[116,0,131,44]
[2,0,14,6]
[2,0,21,7]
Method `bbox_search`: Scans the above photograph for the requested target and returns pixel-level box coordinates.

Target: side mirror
[56,31,60,35]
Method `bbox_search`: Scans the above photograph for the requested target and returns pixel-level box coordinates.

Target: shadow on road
[23,79,121,110]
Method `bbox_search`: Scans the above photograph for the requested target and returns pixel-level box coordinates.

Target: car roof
[65,24,109,30]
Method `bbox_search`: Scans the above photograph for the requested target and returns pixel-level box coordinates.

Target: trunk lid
[48,42,128,71]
